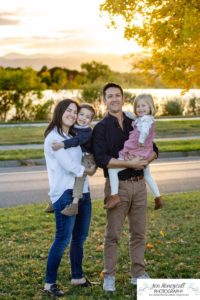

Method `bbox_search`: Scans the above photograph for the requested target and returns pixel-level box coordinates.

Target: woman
[44,99,95,297]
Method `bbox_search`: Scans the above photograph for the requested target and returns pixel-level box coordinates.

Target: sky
[0,0,142,57]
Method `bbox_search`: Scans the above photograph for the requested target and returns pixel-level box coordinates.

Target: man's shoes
[154,196,164,210]
[71,277,92,287]
[104,195,120,209]
[45,201,54,213]
[61,203,78,216]
[44,283,64,297]
[131,272,150,285]
[103,275,116,292]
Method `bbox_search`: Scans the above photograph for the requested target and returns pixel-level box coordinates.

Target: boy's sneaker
[131,272,150,285]
[44,283,64,297]
[103,275,116,292]
[45,201,54,213]
[61,203,78,216]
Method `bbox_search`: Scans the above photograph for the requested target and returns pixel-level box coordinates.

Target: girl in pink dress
[107,94,163,210]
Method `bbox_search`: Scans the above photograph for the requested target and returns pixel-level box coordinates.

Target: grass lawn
[0,119,200,145]
[0,191,200,299]
[0,139,200,161]
[155,119,200,138]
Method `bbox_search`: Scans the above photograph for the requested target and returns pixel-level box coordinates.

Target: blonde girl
[106,94,163,210]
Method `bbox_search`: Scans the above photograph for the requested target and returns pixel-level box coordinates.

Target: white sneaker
[103,275,116,292]
[131,272,150,285]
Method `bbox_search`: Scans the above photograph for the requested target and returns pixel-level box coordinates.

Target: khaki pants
[104,178,147,277]
[73,153,95,199]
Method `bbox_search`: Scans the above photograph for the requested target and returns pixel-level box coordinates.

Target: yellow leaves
[146,242,154,249]
[160,230,166,237]
[146,229,167,251]
[101,0,200,88]
[96,244,104,252]
[99,271,104,280]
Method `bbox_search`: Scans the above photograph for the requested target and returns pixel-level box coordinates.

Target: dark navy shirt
[92,113,159,180]
[63,126,92,153]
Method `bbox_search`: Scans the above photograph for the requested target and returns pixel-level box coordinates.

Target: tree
[51,69,68,90]
[0,91,13,121]
[38,66,52,87]
[100,0,200,88]
[0,67,46,120]
[81,61,112,83]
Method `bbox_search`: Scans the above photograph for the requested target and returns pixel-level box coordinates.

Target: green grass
[0,149,44,161]
[155,119,200,138]
[0,139,200,161]
[0,191,199,299]
[156,139,200,152]
[0,126,45,145]
[0,119,200,145]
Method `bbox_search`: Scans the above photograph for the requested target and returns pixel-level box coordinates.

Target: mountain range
[0,52,137,72]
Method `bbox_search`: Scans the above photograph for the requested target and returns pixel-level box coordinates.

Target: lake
[40,88,200,104]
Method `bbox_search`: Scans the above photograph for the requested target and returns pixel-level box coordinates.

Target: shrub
[32,99,54,120]
[184,97,200,116]
[161,98,184,116]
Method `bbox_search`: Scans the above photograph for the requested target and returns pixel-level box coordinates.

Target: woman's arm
[45,133,85,177]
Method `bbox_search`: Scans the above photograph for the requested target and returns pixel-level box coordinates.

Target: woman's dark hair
[44,99,79,137]
[102,82,123,98]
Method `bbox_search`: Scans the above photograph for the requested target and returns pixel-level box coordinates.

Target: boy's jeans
[45,189,91,283]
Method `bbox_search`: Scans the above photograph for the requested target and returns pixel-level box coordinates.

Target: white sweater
[44,127,88,203]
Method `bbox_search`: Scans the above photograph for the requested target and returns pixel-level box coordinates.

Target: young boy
[46,103,96,216]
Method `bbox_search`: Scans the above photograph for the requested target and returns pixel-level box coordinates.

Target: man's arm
[148,151,157,163]
[153,142,159,159]
[107,157,147,169]
[92,122,148,170]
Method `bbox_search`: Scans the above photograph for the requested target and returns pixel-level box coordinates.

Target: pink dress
[119,115,155,160]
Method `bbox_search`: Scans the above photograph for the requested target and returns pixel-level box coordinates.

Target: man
[92,83,158,292]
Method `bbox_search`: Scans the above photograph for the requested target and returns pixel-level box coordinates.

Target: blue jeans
[45,189,91,283]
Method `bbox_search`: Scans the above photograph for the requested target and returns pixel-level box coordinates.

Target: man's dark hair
[80,103,96,120]
[102,82,123,98]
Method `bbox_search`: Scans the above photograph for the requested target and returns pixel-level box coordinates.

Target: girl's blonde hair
[133,94,156,116]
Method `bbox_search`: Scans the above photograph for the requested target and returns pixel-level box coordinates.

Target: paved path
[0,157,199,208]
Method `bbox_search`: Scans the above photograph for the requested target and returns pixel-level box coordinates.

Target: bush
[32,99,54,121]
[183,97,200,116]
[161,98,183,116]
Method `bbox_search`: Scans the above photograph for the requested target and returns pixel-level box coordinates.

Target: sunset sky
[0,0,142,57]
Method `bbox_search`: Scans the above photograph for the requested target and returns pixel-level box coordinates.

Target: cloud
[26,36,98,50]
[0,12,20,25]
[0,35,99,53]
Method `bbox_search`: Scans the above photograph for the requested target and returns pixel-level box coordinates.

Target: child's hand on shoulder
[52,141,64,151]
